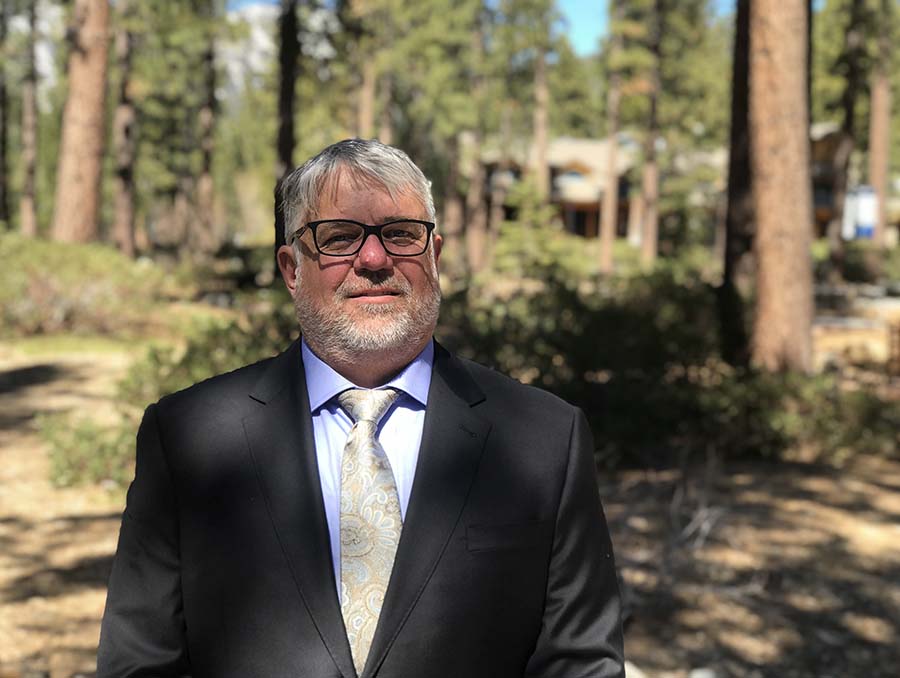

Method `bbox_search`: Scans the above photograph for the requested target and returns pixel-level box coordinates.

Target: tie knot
[338,388,400,426]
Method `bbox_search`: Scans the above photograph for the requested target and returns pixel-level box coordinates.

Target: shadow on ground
[606,456,900,677]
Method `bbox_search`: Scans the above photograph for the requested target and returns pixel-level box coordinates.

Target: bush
[39,413,137,488]
[439,239,898,467]
[0,233,168,336]
[41,291,298,487]
[41,235,899,486]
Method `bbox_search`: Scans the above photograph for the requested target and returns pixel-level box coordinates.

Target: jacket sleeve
[97,403,192,678]
[524,408,625,678]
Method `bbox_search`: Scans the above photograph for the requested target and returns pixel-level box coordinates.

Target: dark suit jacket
[98,340,624,678]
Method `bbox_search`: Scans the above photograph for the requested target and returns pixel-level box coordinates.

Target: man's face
[284,172,443,361]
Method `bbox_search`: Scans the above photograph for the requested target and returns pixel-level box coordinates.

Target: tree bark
[718,0,753,367]
[276,0,298,180]
[826,0,867,275]
[627,191,644,247]
[464,21,488,275]
[52,0,110,243]
[194,27,216,252]
[640,0,663,269]
[112,3,136,257]
[442,138,465,281]
[19,0,39,238]
[357,58,376,139]
[0,0,9,230]
[532,47,549,201]
[599,1,623,275]
[378,74,393,144]
[868,0,892,248]
[750,0,814,373]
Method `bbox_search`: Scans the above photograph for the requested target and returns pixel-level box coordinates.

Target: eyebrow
[377,215,418,222]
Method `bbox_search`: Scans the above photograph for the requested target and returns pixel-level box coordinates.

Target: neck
[306,337,431,388]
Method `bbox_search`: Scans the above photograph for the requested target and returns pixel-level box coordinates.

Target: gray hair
[279,138,436,244]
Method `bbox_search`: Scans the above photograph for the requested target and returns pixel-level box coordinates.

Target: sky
[227,0,738,58]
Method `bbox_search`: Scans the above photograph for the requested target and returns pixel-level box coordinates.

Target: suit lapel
[243,341,356,678]
[363,344,491,678]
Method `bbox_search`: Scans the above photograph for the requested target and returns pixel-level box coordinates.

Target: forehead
[314,168,425,219]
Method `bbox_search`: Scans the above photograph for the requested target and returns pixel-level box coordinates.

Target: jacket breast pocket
[466,520,553,553]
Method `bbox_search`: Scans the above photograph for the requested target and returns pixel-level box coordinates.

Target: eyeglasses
[289,219,436,257]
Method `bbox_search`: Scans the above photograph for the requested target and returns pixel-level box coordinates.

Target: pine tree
[0,0,9,230]
[599,1,623,275]
[718,0,753,367]
[52,0,111,243]
[19,0,38,238]
[112,0,136,256]
[750,0,814,372]
[867,0,893,247]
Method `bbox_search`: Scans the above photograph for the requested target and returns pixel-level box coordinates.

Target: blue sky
[227,0,738,57]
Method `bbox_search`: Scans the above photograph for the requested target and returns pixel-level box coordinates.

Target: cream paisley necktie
[337,387,402,676]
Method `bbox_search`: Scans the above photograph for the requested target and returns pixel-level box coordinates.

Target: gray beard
[292,267,441,366]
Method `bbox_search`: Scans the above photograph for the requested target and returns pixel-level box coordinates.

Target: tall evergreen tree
[0,0,9,230]
[599,1,623,275]
[276,0,298,179]
[112,0,137,256]
[750,0,814,372]
[868,0,893,247]
[19,0,38,238]
[52,0,111,243]
[195,0,218,252]
[826,0,871,275]
[639,0,662,268]
[718,0,753,367]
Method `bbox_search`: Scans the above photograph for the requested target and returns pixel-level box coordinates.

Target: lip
[346,289,402,301]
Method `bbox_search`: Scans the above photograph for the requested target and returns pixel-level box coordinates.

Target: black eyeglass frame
[288,218,436,257]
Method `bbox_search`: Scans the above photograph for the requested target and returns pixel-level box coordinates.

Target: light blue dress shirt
[300,339,434,596]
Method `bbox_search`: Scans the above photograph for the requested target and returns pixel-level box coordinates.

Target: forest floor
[0,339,898,678]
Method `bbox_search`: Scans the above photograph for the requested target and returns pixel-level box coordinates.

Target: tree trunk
[276,0,298,180]
[378,74,393,144]
[52,0,110,243]
[640,0,662,269]
[826,0,867,275]
[532,47,549,201]
[442,139,465,281]
[599,2,623,275]
[627,191,644,247]
[486,104,513,267]
[194,29,216,252]
[0,0,9,230]
[718,0,753,367]
[750,0,814,373]
[357,58,376,139]
[868,0,892,248]
[464,22,488,275]
[112,3,136,257]
[19,0,39,238]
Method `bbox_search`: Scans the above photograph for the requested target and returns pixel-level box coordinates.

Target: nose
[353,232,393,272]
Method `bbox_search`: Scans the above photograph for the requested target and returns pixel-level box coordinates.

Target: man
[98,139,624,677]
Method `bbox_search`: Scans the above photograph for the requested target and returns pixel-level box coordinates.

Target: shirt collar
[301,338,434,411]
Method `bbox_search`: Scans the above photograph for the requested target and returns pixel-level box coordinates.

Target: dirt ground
[1,342,898,677]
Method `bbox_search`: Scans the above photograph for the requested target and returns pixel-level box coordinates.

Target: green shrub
[0,233,168,336]
[39,413,137,488]
[41,236,899,487]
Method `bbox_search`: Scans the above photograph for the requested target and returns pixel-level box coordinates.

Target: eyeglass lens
[315,221,429,256]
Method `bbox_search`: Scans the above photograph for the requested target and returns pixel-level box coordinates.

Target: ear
[432,232,443,268]
[276,245,300,294]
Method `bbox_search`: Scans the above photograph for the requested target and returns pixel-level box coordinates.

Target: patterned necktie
[337,387,403,676]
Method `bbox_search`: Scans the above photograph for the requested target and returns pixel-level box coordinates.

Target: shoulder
[154,342,298,421]
[449,350,581,426]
